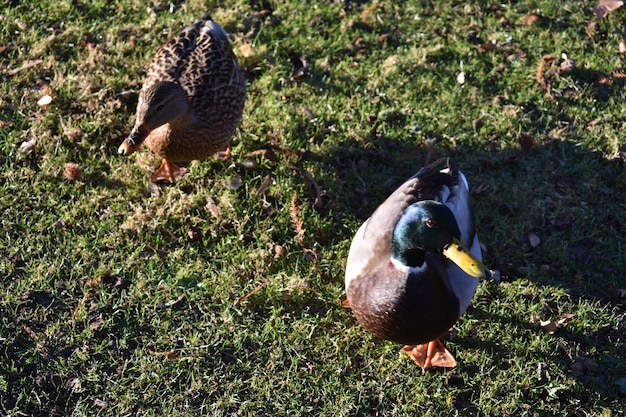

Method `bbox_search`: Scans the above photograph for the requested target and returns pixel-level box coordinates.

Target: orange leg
[216,142,231,161]
[151,159,187,183]
[402,339,457,371]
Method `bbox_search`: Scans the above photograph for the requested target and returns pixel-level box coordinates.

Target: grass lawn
[1,0,626,415]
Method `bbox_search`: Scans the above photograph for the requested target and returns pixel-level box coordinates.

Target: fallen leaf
[479,42,498,52]
[156,294,186,310]
[7,59,43,75]
[290,192,305,243]
[537,362,546,381]
[205,196,221,221]
[360,2,381,23]
[94,399,109,409]
[288,51,308,80]
[518,132,534,151]
[528,231,540,248]
[228,175,242,190]
[37,95,53,106]
[63,162,83,180]
[187,227,202,242]
[67,377,82,393]
[256,175,273,196]
[301,169,324,208]
[507,49,527,61]
[540,319,558,334]
[148,182,160,197]
[378,33,391,44]
[235,283,265,305]
[240,43,253,58]
[536,54,556,91]
[523,13,540,25]
[593,0,623,19]
[538,313,573,334]
[304,247,318,264]
[273,244,286,258]
[19,138,37,154]
[148,350,180,360]
[620,41,626,53]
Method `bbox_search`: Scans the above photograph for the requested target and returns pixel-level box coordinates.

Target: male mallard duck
[344,158,492,370]
[118,14,246,183]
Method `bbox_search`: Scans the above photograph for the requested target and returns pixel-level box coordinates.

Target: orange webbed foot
[402,339,457,371]
[216,143,231,161]
[151,160,187,183]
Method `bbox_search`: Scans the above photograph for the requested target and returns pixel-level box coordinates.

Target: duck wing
[345,158,455,287]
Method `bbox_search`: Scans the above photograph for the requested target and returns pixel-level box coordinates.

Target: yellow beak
[442,237,491,279]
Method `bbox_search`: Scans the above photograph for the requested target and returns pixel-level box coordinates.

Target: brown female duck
[118,14,246,183]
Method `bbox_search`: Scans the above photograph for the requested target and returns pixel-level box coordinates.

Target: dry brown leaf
[19,138,36,154]
[148,350,180,360]
[523,13,540,25]
[7,59,43,75]
[507,49,527,61]
[205,196,221,221]
[288,51,308,80]
[156,294,185,309]
[378,33,391,44]
[360,2,381,23]
[303,247,318,265]
[536,55,556,91]
[245,148,276,160]
[593,0,624,19]
[273,244,286,258]
[540,319,558,334]
[187,227,202,242]
[256,175,273,196]
[538,313,573,334]
[235,283,265,305]
[67,377,82,393]
[301,170,324,208]
[94,399,109,409]
[518,132,534,151]
[479,42,498,52]
[63,162,83,180]
[240,43,253,58]
[290,192,305,243]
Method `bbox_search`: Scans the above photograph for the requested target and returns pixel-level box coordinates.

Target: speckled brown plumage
[118,14,246,182]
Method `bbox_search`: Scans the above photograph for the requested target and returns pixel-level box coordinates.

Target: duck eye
[156,104,164,112]
[425,219,438,228]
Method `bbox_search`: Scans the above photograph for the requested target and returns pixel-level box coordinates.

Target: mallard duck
[344,158,492,370]
[118,14,246,183]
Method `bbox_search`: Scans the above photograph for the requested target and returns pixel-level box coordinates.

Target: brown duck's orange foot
[216,143,231,161]
[402,339,457,371]
[151,160,187,183]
